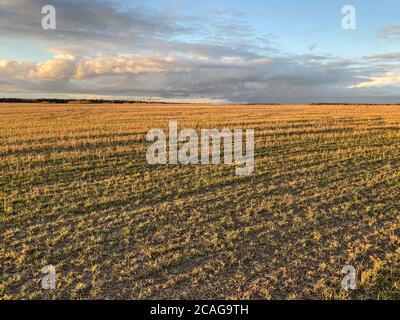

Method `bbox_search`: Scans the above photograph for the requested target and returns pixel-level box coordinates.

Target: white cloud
[0,60,35,79]
[350,72,400,88]
[0,52,364,102]
[29,58,77,80]
[377,24,400,41]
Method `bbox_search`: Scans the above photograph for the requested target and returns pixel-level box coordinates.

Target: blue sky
[153,0,400,57]
[4,0,398,60]
[1,0,400,102]
[189,1,390,47]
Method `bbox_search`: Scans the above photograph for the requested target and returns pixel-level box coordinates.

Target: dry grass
[1,103,400,300]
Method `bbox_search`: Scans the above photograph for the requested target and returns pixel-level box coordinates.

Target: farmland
[1,103,400,300]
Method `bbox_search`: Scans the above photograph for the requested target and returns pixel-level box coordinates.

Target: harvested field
[1,103,400,299]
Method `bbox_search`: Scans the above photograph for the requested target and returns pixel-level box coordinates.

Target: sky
[0,0,400,103]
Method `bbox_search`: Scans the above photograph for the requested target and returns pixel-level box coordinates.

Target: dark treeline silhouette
[1,98,399,105]
[0,98,173,104]
[311,102,400,106]
[240,102,400,106]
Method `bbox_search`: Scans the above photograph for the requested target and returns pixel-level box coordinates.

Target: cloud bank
[0,0,400,103]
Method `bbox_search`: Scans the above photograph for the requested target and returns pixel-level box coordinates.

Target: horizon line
[1,98,400,106]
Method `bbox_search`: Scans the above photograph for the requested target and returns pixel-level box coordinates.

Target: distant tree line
[0,98,173,104]
[0,98,398,105]
[310,102,400,106]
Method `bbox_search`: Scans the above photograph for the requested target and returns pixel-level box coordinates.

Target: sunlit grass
[1,103,400,300]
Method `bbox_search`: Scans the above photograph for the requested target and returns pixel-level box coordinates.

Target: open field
[1,103,400,300]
